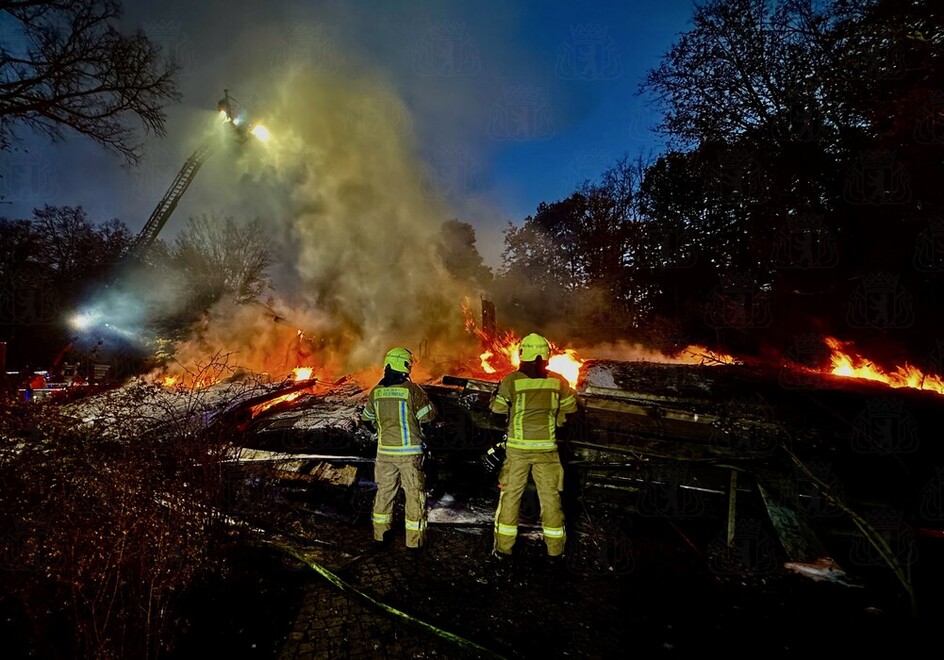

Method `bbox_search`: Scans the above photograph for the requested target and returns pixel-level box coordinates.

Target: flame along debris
[151,301,944,402]
[823,336,944,395]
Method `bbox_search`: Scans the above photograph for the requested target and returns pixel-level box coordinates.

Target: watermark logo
[771,213,839,269]
[709,397,784,456]
[709,398,788,455]
[792,460,845,519]
[705,271,773,329]
[132,142,185,203]
[144,21,195,78]
[0,15,30,57]
[913,215,944,272]
[429,406,488,453]
[779,94,826,142]
[709,149,768,202]
[412,21,481,77]
[555,24,622,80]
[487,85,555,141]
[559,148,613,198]
[850,397,920,455]
[347,83,413,139]
[844,150,911,205]
[846,272,914,329]
[706,518,779,578]
[270,22,343,75]
[644,221,696,269]
[566,509,634,575]
[623,99,659,143]
[847,508,917,569]
[914,90,944,144]
[0,152,59,203]
[635,462,705,519]
[925,338,944,379]
[346,81,413,140]
[778,333,833,389]
[919,466,944,523]
[422,144,484,203]
[0,274,61,325]
[844,41,908,82]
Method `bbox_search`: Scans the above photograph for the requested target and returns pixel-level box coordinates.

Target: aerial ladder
[127,90,264,261]
[128,141,216,259]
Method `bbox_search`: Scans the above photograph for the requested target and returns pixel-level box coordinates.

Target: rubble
[15,356,942,655]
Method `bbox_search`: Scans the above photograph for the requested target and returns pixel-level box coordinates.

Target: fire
[249,391,303,417]
[824,337,944,395]
[162,375,178,388]
[674,345,739,365]
[293,366,315,381]
[461,305,585,387]
[547,349,584,387]
[249,366,321,417]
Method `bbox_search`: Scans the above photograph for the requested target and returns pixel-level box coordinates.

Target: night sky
[0,0,696,267]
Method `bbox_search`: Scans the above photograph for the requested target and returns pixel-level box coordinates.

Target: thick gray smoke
[163,62,484,381]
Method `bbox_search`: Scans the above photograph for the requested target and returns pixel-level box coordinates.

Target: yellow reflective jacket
[362,380,437,456]
[490,371,578,451]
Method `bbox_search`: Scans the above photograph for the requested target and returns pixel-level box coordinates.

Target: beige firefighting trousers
[372,454,427,548]
[494,449,566,557]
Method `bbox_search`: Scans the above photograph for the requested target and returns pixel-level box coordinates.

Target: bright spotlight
[69,313,92,331]
[250,124,270,141]
[69,309,103,331]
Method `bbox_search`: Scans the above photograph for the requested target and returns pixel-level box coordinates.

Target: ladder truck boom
[128,140,215,260]
[127,90,263,261]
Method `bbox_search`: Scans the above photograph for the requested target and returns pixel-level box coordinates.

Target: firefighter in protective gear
[362,347,437,549]
[489,333,578,558]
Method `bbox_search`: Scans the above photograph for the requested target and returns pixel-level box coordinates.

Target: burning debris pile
[87,322,944,580]
[7,316,944,657]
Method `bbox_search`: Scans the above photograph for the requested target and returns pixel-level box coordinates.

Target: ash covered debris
[6,357,942,657]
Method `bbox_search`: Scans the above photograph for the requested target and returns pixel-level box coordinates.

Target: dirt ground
[167,461,942,660]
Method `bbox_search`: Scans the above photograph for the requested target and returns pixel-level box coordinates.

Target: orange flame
[461,304,585,387]
[547,349,584,387]
[675,345,739,365]
[824,337,944,395]
[293,366,315,381]
[249,366,321,417]
[249,391,303,417]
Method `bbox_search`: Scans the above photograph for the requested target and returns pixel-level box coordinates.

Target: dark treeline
[463,0,944,373]
[3,0,943,377]
[0,206,272,374]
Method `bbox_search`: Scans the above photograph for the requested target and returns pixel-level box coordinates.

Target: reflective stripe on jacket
[490,371,578,451]
[362,381,436,455]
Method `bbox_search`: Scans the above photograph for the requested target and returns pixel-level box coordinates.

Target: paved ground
[253,494,938,659]
[157,453,944,660]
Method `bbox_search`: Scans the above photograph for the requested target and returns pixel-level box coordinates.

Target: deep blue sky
[1,0,698,266]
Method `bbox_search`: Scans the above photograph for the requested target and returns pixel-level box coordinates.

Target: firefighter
[490,333,578,561]
[362,347,437,550]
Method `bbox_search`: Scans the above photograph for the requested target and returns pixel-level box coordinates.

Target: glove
[482,440,506,474]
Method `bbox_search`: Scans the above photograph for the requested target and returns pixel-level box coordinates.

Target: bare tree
[0,0,179,164]
[640,0,865,150]
[172,213,273,306]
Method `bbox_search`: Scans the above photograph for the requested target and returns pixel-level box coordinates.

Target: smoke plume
[161,63,485,383]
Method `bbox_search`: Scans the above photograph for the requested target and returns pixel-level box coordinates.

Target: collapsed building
[45,289,944,626]
[115,341,938,618]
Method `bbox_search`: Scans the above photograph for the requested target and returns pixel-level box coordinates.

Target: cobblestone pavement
[270,495,939,660]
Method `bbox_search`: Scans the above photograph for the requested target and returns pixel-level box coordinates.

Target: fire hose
[267,539,509,659]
